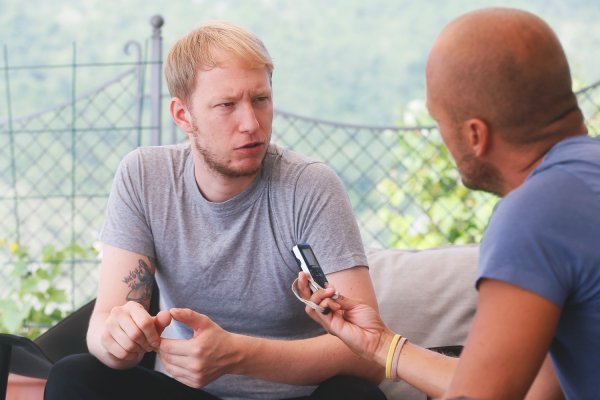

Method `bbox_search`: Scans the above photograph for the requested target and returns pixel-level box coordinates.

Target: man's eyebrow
[209,87,272,102]
[211,92,240,100]
[253,90,272,97]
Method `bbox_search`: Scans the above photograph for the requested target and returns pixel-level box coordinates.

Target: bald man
[299,7,599,399]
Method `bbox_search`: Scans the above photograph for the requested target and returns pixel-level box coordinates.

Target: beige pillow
[366,245,479,399]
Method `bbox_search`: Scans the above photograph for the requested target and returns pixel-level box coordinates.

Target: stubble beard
[190,127,266,179]
[458,153,504,197]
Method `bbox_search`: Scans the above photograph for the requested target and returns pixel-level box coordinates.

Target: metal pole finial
[150,15,164,30]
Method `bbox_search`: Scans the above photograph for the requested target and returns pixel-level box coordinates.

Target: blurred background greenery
[2,0,599,124]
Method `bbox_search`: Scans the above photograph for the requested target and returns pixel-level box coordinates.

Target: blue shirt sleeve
[476,168,595,308]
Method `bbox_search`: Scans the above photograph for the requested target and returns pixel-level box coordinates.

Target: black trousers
[45,354,386,400]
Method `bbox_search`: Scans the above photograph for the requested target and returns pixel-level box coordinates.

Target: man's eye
[254,96,270,104]
[217,102,234,108]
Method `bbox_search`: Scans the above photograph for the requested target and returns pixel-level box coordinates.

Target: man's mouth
[238,142,263,149]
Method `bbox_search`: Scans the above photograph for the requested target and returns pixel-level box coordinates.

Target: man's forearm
[230,332,383,385]
[525,356,564,400]
[395,342,458,398]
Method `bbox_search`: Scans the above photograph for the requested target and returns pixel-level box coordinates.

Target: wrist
[373,328,396,366]
[226,333,251,375]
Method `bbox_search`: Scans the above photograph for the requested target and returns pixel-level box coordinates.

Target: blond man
[45,21,385,400]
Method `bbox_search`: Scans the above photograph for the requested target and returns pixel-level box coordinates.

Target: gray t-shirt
[101,142,368,399]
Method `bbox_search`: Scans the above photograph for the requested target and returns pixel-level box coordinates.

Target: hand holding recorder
[292,244,394,363]
[291,244,340,314]
[298,272,394,364]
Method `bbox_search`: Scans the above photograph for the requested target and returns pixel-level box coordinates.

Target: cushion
[366,245,479,399]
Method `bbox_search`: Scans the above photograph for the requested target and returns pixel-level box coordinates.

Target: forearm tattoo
[122,258,156,309]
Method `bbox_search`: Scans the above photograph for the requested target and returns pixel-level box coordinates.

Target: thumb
[169,308,210,335]
[332,293,363,311]
[153,310,172,335]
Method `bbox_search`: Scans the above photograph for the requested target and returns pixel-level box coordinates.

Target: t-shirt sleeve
[293,162,367,274]
[100,149,156,258]
[477,171,581,308]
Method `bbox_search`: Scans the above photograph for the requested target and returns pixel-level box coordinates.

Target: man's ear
[170,97,193,133]
[463,118,490,157]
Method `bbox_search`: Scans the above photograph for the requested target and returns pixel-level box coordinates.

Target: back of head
[427,8,583,145]
[165,21,274,102]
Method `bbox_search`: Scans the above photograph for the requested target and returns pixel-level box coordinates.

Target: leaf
[47,287,68,303]
[0,299,30,333]
[20,275,39,294]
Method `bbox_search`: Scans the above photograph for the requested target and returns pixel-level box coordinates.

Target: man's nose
[237,102,260,133]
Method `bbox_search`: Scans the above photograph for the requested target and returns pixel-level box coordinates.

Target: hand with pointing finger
[158,308,239,388]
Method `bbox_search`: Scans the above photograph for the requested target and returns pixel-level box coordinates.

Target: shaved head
[426,8,581,144]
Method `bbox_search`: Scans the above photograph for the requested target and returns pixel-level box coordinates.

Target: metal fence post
[150,15,164,146]
[0,343,10,399]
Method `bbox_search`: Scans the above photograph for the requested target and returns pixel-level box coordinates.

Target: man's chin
[222,159,264,178]
[461,177,503,197]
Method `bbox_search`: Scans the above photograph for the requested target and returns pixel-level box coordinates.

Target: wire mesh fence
[1,19,599,325]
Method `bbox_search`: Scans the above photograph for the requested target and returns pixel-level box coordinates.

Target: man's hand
[298,272,394,365]
[158,308,238,388]
[100,301,172,364]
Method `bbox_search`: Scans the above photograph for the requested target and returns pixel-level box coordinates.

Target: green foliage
[0,240,95,339]
[574,78,600,137]
[378,103,498,249]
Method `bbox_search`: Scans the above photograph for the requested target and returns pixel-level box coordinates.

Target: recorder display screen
[304,248,318,266]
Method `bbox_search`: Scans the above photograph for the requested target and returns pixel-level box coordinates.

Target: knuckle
[190,347,203,358]
[108,308,120,319]
[109,345,127,360]
[129,329,144,342]
[100,330,112,343]
[125,300,140,309]
[123,341,139,353]
[138,318,154,329]
[138,318,153,331]
[190,360,204,373]
[112,305,127,315]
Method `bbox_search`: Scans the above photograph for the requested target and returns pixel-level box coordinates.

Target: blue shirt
[477,135,600,399]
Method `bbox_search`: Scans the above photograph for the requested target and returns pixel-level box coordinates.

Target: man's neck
[497,130,587,196]
[193,162,259,203]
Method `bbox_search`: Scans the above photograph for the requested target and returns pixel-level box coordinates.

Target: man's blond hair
[165,21,274,102]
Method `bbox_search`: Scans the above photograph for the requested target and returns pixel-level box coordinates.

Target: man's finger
[170,308,210,333]
[157,348,188,368]
[323,293,360,310]
[107,325,146,355]
[159,353,202,388]
[309,286,339,305]
[320,297,342,313]
[154,310,172,335]
[126,306,162,349]
[159,337,190,356]
[297,272,312,299]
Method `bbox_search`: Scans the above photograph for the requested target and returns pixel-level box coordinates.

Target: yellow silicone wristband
[385,334,402,380]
